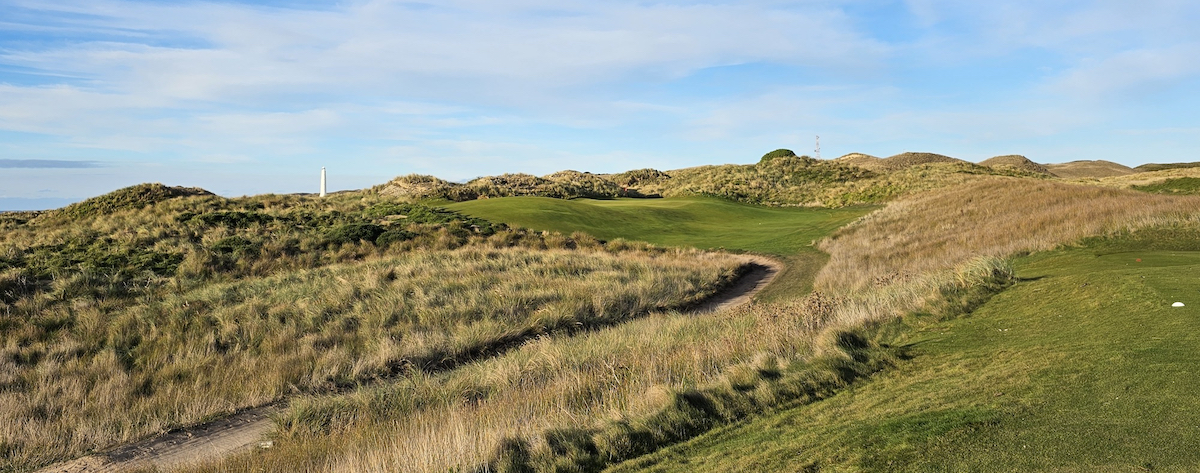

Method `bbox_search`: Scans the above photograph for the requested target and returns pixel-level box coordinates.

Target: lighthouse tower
[320,167,327,198]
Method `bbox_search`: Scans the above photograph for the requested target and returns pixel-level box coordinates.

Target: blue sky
[2,0,1199,208]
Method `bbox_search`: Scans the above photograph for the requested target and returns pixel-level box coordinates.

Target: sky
[2,0,1199,209]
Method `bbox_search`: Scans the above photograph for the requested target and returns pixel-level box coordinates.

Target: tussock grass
[184,254,1014,473]
[816,177,1200,293]
[186,182,1058,472]
[878,152,966,170]
[2,246,738,470]
[1044,159,1136,179]
[50,183,213,220]
[378,171,629,201]
[1091,165,1200,193]
[0,185,503,311]
[1,183,746,471]
[978,154,1052,175]
[1134,161,1200,172]
[379,150,1056,208]
[1132,176,1200,195]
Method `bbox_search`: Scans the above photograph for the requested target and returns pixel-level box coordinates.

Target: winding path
[37,256,781,473]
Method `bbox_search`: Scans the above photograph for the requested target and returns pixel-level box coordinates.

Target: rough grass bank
[0,185,745,471]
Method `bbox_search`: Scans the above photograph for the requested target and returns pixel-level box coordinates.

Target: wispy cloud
[0,159,102,168]
[0,0,1198,199]
[1046,43,1200,100]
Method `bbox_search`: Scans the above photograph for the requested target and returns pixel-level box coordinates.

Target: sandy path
[695,256,781,313]
[38,407,277,473]
[36,256,782,473]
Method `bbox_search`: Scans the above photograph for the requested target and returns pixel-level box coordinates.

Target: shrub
[188,211,274,228]
[375,229,416,247]
[325,223,386,245]
[759,148,797,164]
[52,183,213,220]
[210,236,261,258]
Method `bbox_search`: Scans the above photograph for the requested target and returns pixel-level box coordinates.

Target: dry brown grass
[879,152,967,170]
[1044,159,1136,179]
[815,177,1200,293]
[2,246,739,471]
[182,254,1018,473]
[185,292,844,473]
[978,154,1051,175]
[1091,166,1200,189]
[834,152,970,173]
[813,162,996,206]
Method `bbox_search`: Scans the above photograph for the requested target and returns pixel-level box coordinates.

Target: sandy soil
[36,256,782,473]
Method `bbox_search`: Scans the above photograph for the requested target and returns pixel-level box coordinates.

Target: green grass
[1133,177,1200,195]
[609,241,1200,472]
[446,196,868,256]
[446,196,871,300]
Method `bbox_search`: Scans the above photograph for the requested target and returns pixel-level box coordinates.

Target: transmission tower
[815,135,821,160]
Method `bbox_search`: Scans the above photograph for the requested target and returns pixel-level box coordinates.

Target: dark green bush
[759,148,797,164]
[375,229,416,247]
[189,211,274,228]
[325,223,386,245]
[210,236,261,258]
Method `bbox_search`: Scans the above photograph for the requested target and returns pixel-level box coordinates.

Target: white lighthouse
[320,167,327,197]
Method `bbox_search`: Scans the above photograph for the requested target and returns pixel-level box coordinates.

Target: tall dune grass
[2,246,739,471]
[184,254,1012,473]
[816,177,1200,293]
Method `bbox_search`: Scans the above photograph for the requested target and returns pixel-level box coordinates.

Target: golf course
[6,155,1200,473]
[6,3,1200,472]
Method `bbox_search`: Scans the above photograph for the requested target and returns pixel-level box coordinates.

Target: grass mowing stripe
[608,247,1200,472]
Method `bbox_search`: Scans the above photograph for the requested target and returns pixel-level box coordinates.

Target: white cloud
[3,0,887,101]
[2,0,1199,198]
[1046,44,1200,100]
[0,0,889,168]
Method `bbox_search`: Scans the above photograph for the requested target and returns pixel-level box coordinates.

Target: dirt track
[36,256,781,473]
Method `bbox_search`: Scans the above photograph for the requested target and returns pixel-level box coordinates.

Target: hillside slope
[378,149,1039,208]
[611,239,1200,472]
[979,154,1052,175]
[1045,159,1135,178]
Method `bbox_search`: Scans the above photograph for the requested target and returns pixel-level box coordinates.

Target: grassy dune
[0,184,749,471]
[181,198,894,472]
[383,150,1038,208]
[188,268,1013,473]
[3,246,741,471]
[611,233,1200,472]
[1045,160,1136,179]
[816,177,1200,293]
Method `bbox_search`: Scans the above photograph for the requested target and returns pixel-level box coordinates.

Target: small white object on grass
[1173,302,1186,307]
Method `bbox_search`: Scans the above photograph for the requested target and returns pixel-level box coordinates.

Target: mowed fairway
[446,196,868,255]
[609,244,1200,472]
[447,196,871,300]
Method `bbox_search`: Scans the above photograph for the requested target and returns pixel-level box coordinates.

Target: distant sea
[0,197,81,212]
